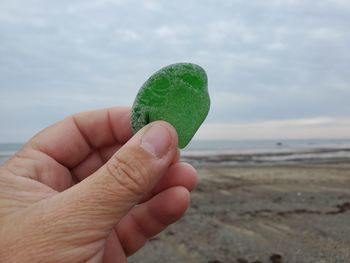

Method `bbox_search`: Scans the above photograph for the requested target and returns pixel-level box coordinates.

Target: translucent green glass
[131,63,210,149]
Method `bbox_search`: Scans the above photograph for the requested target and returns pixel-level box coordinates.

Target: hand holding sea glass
[131,63,210,148]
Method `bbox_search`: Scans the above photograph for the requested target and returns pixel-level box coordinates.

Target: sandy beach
[1,142,350,262]
[130,163,350,263]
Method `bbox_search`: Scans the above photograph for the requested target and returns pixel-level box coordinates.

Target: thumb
[52,121,178,230]
[0,121,179,263]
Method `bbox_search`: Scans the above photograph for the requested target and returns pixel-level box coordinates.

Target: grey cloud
[0,0,349,141]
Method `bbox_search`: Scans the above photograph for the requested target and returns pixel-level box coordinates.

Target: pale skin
[0,107,198,263]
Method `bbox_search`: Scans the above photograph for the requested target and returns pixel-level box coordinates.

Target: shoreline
[2,140,350,167]
[2,152,350,168]
[1,146,349,262]
[181,147,350,167]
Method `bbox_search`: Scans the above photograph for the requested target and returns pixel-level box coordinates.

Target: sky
[0,0,350,142]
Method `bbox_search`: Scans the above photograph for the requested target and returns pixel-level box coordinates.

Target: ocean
[182,138,350,166]
[0,143,22,165]
[1,139,350,167]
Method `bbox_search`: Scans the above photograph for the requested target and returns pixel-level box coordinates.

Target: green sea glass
[131,63,210,149]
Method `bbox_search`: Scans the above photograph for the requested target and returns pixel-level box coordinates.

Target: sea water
[185,138,350,153]
[0,143,22,165]
[182,138,350,166]
[1,139,350,166]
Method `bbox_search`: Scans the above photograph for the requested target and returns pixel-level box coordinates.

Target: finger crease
[148,205,168,228]
[130,211,150,239]
[7,149,44,179]
[96,148,107,164]
[106,161,143,196]
[71,116,93,150]
[114,227,129,255]
[107,108,119,144]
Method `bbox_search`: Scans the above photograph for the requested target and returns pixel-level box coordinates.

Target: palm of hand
[0,108,197,263]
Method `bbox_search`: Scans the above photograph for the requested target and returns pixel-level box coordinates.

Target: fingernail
[141,123,171,158]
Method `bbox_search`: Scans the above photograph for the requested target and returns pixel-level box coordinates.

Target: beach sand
[129,164,350,263]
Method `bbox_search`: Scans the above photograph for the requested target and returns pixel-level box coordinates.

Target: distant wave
[0,154,12,165]
[181,147,350,167]
[1,140,350,167]
[0,143,22,165]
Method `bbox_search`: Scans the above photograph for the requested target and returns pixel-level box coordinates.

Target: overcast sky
[1,0,349,142]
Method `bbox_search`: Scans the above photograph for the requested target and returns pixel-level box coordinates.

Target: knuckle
[106,154,149,196]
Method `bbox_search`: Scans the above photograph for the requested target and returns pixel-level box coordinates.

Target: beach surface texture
[130,164,350,263]
[129,140,350,263]
[1,141,350,262]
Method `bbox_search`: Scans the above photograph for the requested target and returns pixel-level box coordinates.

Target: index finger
[27,107,133,168]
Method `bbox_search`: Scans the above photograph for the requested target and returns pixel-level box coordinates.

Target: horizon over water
[185,138,350,152]
[183,138,350,166]
[1,138,350,166]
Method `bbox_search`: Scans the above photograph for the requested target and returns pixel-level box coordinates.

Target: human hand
[0,107,197,263]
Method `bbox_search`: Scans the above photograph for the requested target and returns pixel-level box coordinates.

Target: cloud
[0,0,350,141]
[196,118,350,140]
[155,25,191,41]
[114,29,141,42]
[310,27,346,40]
[265,42,287,51]
[143,0,161,11]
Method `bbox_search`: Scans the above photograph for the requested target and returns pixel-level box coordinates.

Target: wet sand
[129,164,350,263]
